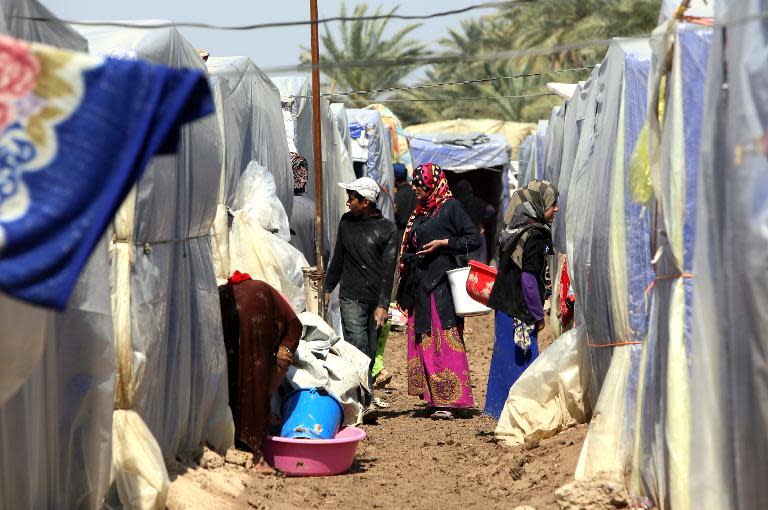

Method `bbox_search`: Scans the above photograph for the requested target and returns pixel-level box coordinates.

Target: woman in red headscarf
[395,163,481,419]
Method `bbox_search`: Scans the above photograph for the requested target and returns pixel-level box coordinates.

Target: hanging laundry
[0,33,213,309]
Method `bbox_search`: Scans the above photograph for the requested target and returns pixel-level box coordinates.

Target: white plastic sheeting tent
[346,108,396,221]
[271,77,356,253]
[692,2,768,508]
[494,7,754,509]
[80,24,233,506]
[0,4,115,509]
[206,56,293,282]
[628,18,712,510]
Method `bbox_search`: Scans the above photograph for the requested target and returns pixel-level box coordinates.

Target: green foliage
[309,0,662,125]
[299,2,425,106]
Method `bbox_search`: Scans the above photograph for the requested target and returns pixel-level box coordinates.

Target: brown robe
[218,279,302,453]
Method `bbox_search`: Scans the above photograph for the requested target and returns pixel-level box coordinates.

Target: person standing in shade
[323,177,398,411]
[485,180,559,419]
[393,162,417,244]
[289,153,316,266]
[396,163,481,420]
[453,179,496,264]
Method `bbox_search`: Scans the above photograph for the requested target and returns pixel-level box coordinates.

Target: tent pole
[309,0,325,315]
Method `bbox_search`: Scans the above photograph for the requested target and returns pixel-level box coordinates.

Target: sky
[41,0,486,76]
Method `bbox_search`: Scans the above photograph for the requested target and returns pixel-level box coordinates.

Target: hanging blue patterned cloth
[0,34,214,309]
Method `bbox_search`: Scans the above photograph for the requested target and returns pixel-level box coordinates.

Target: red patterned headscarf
[397,163,453,273]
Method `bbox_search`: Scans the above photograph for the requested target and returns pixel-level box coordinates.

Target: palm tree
[300,1,425,105]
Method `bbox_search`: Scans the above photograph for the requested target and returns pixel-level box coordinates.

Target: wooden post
[309,0,325,314]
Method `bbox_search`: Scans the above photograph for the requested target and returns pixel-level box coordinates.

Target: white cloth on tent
[276,313,371,426]
[495,327,592,446]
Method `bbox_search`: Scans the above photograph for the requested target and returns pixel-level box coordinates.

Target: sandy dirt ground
[168,313,587,510]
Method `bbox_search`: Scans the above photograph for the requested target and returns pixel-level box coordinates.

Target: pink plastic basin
[263,426,366,476]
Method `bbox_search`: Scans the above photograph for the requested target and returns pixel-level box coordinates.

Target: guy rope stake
[309,0,325,316]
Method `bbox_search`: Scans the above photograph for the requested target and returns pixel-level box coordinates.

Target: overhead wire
[324,66,595,97]
[365,92,557,103]
[12,1,530,31]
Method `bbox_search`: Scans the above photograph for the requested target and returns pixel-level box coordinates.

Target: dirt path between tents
[168,313,587,510]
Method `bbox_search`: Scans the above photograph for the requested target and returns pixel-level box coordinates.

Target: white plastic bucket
[446,267,492,317]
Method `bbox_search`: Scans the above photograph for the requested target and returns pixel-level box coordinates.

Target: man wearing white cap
[324,177,398,410]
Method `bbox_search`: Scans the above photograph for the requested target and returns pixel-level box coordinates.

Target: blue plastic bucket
[280,387,344,440]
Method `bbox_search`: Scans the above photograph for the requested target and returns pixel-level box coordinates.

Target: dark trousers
[339,298,380,402]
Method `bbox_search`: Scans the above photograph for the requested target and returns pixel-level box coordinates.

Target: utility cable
[324,66,595,97]
[13,1,531,31]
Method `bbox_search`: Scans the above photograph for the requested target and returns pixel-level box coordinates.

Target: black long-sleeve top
[488,229,550,324]
[323,211,397,308]
[401,199,481,333]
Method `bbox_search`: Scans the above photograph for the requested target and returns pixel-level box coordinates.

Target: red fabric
[559,259,575,326]
[228,270,252,285]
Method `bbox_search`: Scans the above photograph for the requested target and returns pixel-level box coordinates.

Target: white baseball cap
[338,176,380,202]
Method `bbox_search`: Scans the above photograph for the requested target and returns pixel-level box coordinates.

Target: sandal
[430,409,455,420]
[373,397,391,409]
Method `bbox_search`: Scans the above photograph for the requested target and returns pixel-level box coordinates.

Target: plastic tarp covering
[0,8,115,509]
[330,103,352,155]
[517,135,533,187]
[562,39,651,480]
[364,104,414,173]
[271,76,357,251]
[346,108,396,221]
[690,2,766,508]
[0,242,115,509]
[405,119,535,162]
[228,162,308,313]
[552,78,591,255]
[407,132,510,172]
[206,57,293,282]
[534,120,548,180]
[628,24,710,510]
[543,106,566,184]
[495,326,592,446]
[81,23,232,483]
[0,0,87,52]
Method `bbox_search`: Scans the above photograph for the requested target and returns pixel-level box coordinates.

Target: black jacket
[400,199,481,333]
[324,211,397,308]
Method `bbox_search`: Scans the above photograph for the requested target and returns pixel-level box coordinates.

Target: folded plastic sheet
[495,326,592,446]
[346,108,396,221]
[228,163,308,312]
[630,23,711,510]
[408,132,510,172]
[110,410,169,510]
[691,2,768,508]
[271,77,358,252]
[81,23,232,471]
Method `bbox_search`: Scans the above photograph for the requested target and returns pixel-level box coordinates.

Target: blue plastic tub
[280,387,344,440]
